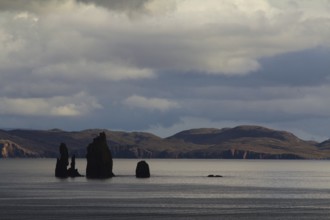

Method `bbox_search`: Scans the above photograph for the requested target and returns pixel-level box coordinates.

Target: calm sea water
[1,159,330,219]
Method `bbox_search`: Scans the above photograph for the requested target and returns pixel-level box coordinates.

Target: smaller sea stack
[55,143,69,178]
[55,143,83,178]
[135,160,150,178]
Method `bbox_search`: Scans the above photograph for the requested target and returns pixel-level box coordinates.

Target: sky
[1,0,330,141]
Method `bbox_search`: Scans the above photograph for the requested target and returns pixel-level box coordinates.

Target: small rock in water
[207,174,223,178]
[136,160,150,178]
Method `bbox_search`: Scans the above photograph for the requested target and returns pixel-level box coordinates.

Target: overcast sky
[1,0,330,141]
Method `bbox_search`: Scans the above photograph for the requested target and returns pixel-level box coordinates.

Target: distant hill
[1,125,330,159]
[167,126,329,159]
[317,139,330,150]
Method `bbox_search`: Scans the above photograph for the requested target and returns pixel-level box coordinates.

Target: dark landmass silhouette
[136,160,150,178]
[86,132,114,178]
[1,125,330,159]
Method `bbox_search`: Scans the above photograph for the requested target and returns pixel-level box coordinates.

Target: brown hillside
[0,126,329,159]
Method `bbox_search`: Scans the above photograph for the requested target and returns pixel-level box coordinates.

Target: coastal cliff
[0,140,38,157]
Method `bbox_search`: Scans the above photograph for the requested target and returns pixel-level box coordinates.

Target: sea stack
[67,155,83,177]
[135,160,150,178]
[86,132,114,178]
[55,144,83,178]
[55,143,69,178]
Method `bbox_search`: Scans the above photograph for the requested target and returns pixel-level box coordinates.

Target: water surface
[1,159,330,219]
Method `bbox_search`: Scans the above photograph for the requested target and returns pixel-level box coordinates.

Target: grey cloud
[2,0,330,79]
[257,48,330,86]
[0,92,101,117]
[1,0,330,143]
[123,95,179,112]
[0,0,39,11]
[0,0,66,12]
[76,0,150,12]
[175,81,330,123]
[0,0,150,14]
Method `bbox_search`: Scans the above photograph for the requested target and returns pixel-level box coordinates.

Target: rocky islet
[55,132,152,179]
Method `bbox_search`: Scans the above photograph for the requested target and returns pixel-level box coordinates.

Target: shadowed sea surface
[1,159,330,219]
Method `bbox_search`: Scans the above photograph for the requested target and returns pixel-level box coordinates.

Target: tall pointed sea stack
[55,143,69,178]
[86,132,114,178]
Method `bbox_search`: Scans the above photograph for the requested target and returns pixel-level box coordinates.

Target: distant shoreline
[1,125,329,159]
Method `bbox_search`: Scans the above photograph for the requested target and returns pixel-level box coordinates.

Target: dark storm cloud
[76,0,150,12]
[0,0,37,10]
[257,48,330,86]
[0,0,149,13]
[0,0,63,12]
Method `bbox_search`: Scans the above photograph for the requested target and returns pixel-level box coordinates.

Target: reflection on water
[1,159,330,219]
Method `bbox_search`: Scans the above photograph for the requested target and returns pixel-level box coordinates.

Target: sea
[1,159,330,219]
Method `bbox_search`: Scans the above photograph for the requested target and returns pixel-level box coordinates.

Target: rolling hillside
[0,125,330,159]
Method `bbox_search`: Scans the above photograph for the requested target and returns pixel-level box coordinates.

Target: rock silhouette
[55,143,69,178]
[136,160,150,178]
[207,174,223,178]
[55,143,83,178]
[86,132,114,178]
[67,155,83,177]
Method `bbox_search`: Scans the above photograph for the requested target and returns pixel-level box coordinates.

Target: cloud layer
[0,92,101,116]
[0,0,330,141]
[123,95,179,112]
